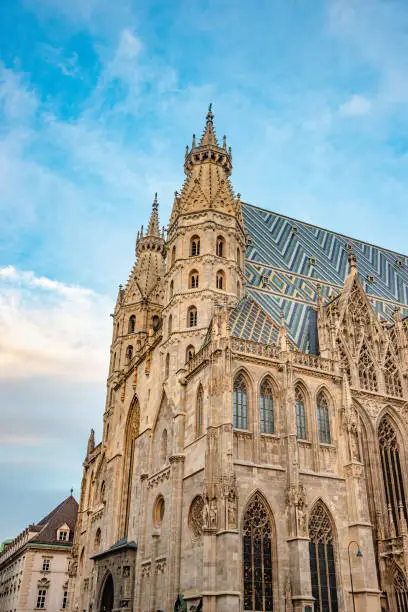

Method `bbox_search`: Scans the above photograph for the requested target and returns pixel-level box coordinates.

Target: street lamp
[348,540,363,612]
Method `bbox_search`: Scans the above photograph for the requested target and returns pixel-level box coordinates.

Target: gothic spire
[199,103,219,146]
[146,193,160,237]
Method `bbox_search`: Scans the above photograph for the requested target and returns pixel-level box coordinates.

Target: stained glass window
[317,391,331,444]
[394,569,408,612]
[309,501,338,612]
[233,374,248,429]
[243,493,274,611]
[295,385,306,440]
[260,378,274,434]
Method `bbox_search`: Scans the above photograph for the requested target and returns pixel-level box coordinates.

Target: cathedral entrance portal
[100,573,114,612]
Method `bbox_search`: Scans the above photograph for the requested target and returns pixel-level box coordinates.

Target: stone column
[167,454,185,611]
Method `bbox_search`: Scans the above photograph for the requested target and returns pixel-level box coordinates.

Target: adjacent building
[0,495,78,612]
[69,108,408,611]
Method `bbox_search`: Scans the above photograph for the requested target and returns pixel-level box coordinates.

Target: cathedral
[68,107,408,612]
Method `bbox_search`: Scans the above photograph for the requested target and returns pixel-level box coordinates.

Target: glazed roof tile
[242,203,408,352]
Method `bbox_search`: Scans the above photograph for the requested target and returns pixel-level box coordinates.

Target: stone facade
[0,496,78,612]
[69,108,408,612]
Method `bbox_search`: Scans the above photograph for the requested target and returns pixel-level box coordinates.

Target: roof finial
[200,104,217,146]
[70,487,74,496]
[146,193,160,236]
[208,102,212,112]
[192,133,196,148]
[348,250,357,274]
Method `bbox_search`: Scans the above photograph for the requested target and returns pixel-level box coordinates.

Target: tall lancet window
[378,417,408,535]
[233,373,248,429]
[243,492,274,611]
[260,378,274,434]
[295,385,306,440]
[393,569,408,612]
[309,501,338,612]
[196,384,204,437]
[317,390,331,444]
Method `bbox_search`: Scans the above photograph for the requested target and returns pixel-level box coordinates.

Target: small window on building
[128,315,136,334]
[36,589,47,609]
[94,528,101,553]
[125,345,133,364]
[237,247,241,267]
[58,530,68,542]
[62,590,68,609]
[165,353,170,379]
[188,306,198,327]
[171,245,176,266]
[169,280,174,298]
[190,235,200,257]
[189,270,199,289]
[216,270,225,290]
[216,236,225,257]
[152,314,160,331]
[153,496,165,526]
[186,345,195,362]
[42,559,50,572]
[168,314,173,335]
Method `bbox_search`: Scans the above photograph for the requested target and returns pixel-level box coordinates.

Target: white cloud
[40,44,80,77]
[339,94,372,116]
[0,266,112,380]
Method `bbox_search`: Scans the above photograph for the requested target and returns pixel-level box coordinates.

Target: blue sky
[1,0,408,541]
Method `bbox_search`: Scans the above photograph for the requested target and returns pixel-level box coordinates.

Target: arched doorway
[100,573,114,612]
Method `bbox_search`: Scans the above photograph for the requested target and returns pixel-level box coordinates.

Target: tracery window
[295,385,306,440]
[243,493,274,611]
[190,235,200,257]
[260,378,274,434]
[233,373,248,429]
[128,315,136,334]
[216,270,225,290]
[393,568,408,612]
[189,270,199,289]
[189,495,204,540]
[196,385,204,437]
[216,236,225,257]
[384,351,403,398]
[358,343,378,392]
[378,418,408,535]
[188,306,197,327]
[309,501,338,612]
[317,391,331,444]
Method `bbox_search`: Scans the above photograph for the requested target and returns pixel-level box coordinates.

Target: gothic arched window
[120,398,140,536]
[358,342,378,392]
[190,235,200,257]
[188,306,197,327]
[196,385,204,437]
[378,417,408,535]
[152,314,160,331]
[165,353,170,379]
[243,493,274,611]
[168,314,173,335]
[216,236,225,257]
[170,280,174,298]
[189,269,199,289]
[128,315,136,334]
[393,568,408,612]
[309,501,338,612]
[186,345,195,362]
[171,245,176,266]
[384,351,403,398]
[260,378,274,434]
[317,390,331,444]
[216,270,226,290]
[125,345,133,364]
[233,373,248,429]
[237,247,241,267]
[295,385,306,440]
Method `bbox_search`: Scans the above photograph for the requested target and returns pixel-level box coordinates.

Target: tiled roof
[230,296,280,345]
[242,203,408,352]
[30,495,78,546]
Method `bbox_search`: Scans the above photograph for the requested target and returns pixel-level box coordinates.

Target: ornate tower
[105,195,166,439]
[163,106,246,373]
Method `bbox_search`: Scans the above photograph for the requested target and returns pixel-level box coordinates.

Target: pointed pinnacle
[199,104,218,146]
[147,193,160,237]
[348,250,357,273]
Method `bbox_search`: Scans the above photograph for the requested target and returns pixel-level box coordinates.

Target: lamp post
[347,540,363,612]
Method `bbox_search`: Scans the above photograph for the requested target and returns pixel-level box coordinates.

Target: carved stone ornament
[227,487,238,530]
[203,494,218,530]
[286,482,308,537]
